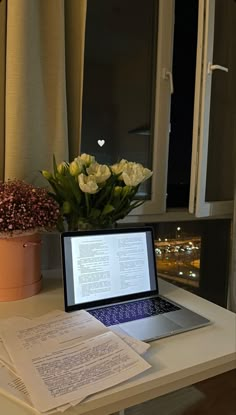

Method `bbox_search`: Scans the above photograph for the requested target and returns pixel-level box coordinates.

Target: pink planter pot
[0,233,42,301]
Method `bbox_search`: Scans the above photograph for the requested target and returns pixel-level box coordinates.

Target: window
[189,0,235,217]
[81,0,174,214]
[151,219,231,307]
[81,0,157,199]
[167,0,198,208]
[81,0,235,219]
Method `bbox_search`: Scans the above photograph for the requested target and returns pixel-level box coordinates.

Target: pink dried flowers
[0,180,60,237]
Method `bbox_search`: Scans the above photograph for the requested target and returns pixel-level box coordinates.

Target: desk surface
[0,271,235,415]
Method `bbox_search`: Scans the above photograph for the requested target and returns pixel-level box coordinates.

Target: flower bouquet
[0,179,60,301]
[0,179,60,238]
[42,154,153,231]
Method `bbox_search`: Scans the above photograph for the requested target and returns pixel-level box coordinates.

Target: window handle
[163,69,174,94]
[207,63,229,74]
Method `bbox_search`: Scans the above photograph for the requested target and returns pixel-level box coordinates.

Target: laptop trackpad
[118,315,181,342]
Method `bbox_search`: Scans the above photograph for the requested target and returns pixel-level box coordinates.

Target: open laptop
[61,227,211,342]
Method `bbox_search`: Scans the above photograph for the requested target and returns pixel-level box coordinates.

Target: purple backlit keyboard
[88,297,180,326]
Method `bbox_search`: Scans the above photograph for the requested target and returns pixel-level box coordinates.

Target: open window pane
[81,0,158,199]
[190,0,235,216]
[205,0,236,202]
[167,0,198,208]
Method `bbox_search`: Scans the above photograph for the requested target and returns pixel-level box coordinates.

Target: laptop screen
[61,227,158,312]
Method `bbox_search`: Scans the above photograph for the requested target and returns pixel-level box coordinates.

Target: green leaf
[53,154,58,177]
[102,204,115,215]
[64,171,82,204]
[62,201,71,214]
[56,217,66,232]
[90,208,101,219]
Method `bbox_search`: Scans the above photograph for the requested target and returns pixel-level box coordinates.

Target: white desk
[0,271,235,415]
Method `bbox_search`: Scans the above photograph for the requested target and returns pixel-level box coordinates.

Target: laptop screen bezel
[61,226,159,312]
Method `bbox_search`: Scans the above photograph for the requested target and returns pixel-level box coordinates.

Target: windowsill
[121,208,233,224]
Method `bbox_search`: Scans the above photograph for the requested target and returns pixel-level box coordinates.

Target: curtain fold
[228,190,236,312]
[3,0,86,185]
[65,0,87,160]
[0,0,6,181]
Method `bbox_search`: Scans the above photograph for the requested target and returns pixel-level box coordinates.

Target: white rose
[111,159,128,176]
[86,162,111,183]
[122,162,153,186]
[78,173,99,194]
[76,153,95,166]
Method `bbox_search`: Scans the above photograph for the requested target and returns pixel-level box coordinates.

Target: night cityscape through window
[150,218,231,308]
[154,231,200,292]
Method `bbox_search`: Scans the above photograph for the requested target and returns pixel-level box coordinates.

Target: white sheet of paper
[1,310,106,352]
[36,310,150,355]
[2,310,149,356]
[0,317,30,373]
[1,310,150,412]
[39,310,150,355]
[0,338,15,370]
[2,330,151,412]
[0,363,32,407]
[0,362,72,415]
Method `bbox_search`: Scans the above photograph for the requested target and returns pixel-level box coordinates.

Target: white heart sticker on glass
[97,139,105,147]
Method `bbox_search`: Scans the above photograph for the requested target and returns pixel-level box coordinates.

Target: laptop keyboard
[87,297,180,326]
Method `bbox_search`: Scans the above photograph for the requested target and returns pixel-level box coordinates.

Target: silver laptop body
[61,227,210,342]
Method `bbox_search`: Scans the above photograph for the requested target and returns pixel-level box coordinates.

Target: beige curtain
[0,0,6,180]
[3,0,86,185]
[65,0,87,159]
[229,193,236,312]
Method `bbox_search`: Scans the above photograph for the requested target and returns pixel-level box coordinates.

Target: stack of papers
[0,310,151,413]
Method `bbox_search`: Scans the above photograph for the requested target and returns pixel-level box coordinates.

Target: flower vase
[0,233,42,301]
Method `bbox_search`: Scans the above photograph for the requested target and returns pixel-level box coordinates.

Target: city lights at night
[154,226,200,290]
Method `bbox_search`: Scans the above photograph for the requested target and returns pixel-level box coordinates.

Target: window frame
[81,0,234,222]
[189,0,234,217]
[133,0,234,220]
[129,0,175,217]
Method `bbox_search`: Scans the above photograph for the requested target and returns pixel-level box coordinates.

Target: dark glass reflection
[81,0,157,198]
